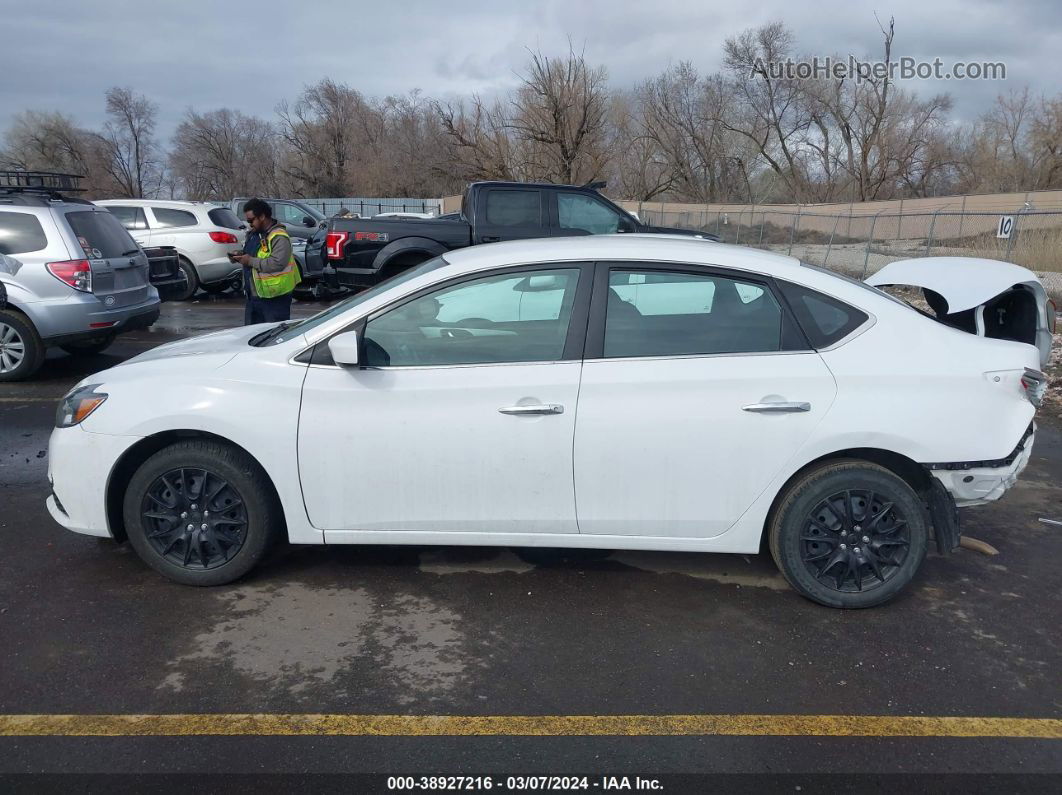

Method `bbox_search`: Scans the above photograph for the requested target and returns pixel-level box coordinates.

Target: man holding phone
[229,198,300,325]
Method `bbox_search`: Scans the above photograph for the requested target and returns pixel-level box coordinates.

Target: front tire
[0,309,45,382]
[769,460,928,608]
[122,440,281,586]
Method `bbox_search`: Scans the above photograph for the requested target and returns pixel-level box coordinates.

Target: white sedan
[47,236,1049,608]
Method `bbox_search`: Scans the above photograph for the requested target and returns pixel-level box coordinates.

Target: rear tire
[768,460,928,608]
[60,334,116,356]
[122,440,281,586]
[0,309,45,382]
[171,257,199,301]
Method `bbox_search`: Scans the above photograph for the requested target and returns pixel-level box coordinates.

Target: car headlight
[56,384,108,428]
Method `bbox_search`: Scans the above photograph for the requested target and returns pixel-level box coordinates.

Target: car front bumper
[47,426,142,538]
[929,428,1035,507]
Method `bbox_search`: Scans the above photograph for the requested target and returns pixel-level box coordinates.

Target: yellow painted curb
[0,714,1059,738]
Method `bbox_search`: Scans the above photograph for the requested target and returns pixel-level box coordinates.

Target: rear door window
[0,211,48,255]
[208,207,242,229]
[65,211,139,258]
[604,269,784,358]
[107,205,149,230]
[151,208,198,228]
[484,190,541,227]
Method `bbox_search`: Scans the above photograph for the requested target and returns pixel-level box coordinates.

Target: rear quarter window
[151,208,198,228]
[778,280,869,348]
[0,211,48,255]
[208,207,242,229]
[65,211,138,259]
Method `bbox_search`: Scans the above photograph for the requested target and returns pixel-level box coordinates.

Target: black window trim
[303,260,595,369]
[583,260,812,361]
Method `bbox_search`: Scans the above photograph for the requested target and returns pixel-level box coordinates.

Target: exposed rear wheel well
[380,252,432,280]
[105,430,283,542]
[761,448,932,553]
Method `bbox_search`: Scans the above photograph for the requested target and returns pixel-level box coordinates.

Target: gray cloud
[1,0,1058,140]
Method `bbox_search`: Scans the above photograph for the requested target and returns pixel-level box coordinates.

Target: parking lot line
[1,714,1059,738]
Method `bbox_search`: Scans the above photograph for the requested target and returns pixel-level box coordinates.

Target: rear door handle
[742,401,811,413]
[498,404,564,416]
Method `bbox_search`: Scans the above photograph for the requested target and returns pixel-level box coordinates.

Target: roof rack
[0,170,86,193]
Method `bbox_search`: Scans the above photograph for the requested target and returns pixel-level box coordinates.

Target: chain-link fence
[300,197,443,218]
[637,206,1062,298]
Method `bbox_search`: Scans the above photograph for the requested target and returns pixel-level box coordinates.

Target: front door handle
[482,236,501,243]
[742,401,811,413]
[498,404,564,416]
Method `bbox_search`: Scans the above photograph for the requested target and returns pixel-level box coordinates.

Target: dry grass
[932,227,1062,273]
[1043,331,1062,423]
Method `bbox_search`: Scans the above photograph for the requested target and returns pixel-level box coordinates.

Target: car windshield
[264,256,449,346]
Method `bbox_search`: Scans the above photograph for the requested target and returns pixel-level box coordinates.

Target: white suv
[96,200,246,300]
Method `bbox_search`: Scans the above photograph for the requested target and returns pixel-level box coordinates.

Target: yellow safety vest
[253,226,300,298]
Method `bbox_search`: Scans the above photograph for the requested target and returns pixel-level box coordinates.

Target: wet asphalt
[0,292,1060,784]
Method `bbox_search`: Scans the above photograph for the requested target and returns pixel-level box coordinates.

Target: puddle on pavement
[160,583,473,703]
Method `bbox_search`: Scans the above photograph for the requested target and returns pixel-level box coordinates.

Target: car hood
[118,324,274,367]
[866,257,1046,313]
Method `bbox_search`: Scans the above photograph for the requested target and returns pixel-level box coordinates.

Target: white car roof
[95,199,215,209]
[441,234,803,277]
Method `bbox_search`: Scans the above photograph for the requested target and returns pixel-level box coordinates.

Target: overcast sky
[2,0,1060,140]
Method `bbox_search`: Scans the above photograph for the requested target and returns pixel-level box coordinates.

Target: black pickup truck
[323,181,716,289]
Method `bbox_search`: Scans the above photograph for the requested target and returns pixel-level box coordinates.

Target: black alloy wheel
[140,467,248,570]
[769,460,928,608]
[799,489,911,593]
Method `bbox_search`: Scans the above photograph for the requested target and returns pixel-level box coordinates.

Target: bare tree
[170,108,278,199]
[95,87,162,197]
[277,78,381,196]
[722,22,812,201]
[435,96,521,182]
[637,64,756,202]
[607,90,674,201]
[507,46,612,184]
[1028,96,1062,189]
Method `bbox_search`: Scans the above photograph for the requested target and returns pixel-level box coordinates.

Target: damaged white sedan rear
[46,236,1049,608]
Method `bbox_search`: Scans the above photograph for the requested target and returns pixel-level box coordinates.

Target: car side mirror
[617,217,637,233]
[302,216,316,227]
[328,330,360,367]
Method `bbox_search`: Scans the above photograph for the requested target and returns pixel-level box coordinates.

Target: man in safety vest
[231,198,301,325]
